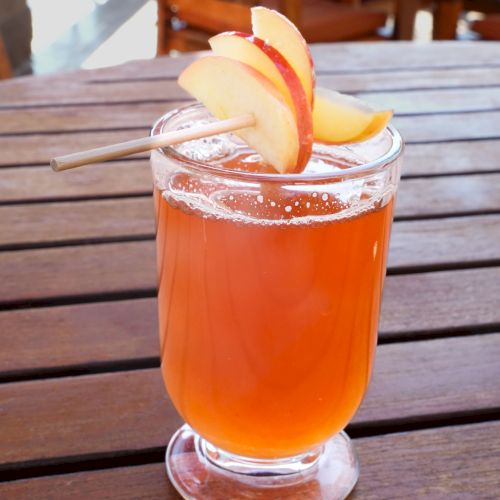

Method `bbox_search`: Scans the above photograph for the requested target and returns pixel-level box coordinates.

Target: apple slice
[209,32,312,170]
[178,56,299,173]
[251,6,315,107]
[352,109,393,143]
[313,87,393,144]
[209,32,294,112]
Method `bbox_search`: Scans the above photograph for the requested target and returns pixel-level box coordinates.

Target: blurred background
[1,0,499,79]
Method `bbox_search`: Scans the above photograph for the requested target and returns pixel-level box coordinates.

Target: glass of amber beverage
[151,103,403,499]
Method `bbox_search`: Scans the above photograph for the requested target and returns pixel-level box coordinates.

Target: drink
[152,104,402,497]
[155,151,394,459]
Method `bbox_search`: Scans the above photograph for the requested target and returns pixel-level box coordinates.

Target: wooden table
[0,42,499,498]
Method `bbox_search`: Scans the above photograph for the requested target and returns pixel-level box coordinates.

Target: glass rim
[151,103,404,184]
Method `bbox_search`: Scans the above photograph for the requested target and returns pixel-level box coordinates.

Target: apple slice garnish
[251,6,315,107]
[178,56,299,173]
[209,32,312,171]
[313,87,393,144]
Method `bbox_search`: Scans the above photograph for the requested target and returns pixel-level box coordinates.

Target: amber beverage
[155,183,394,459]
[151,104,402,495]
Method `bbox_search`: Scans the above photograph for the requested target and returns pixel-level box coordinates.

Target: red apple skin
[251,7,315,109]
[232,32,313,172]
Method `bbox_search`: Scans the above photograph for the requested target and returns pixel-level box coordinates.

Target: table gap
[0,99,191,111]
[1,325,499,385]
[86,62,500,84]
[1,169,500,202]
[386,259,500,276]
[2,209,500,252]
[0,410,498,484]
[0,157,146,169]
[0,357,159,384]
[0,192,153,207]
[2,102,500,116]
[0,289,156,312]
[1,261,500,313]
[4,128,500,141]
[0,214,499,252]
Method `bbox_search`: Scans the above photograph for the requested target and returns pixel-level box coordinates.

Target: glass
[151,104,403,499]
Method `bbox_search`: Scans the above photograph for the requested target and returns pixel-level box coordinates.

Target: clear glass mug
[151,104,403,499]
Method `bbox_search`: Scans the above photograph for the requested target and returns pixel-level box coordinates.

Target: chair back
[0,35,12,79]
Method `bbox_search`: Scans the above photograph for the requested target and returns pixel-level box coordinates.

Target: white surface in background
[82,0,156,69]
[414,10,433,41]
[28,0,97,52]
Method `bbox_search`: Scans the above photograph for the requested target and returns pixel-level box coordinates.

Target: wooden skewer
[51,114,256,172]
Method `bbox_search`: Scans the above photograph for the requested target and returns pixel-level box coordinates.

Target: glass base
[166,424,359,499]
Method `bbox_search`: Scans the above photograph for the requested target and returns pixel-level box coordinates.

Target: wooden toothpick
[51,114,256,171]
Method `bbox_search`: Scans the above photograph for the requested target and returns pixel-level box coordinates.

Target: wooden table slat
[2,420,499,499]
[3,106,500,148]
[0,198,155,248]
[81,42,500,81]
[1,67,500,111]
[404,140,500,176]
[0,334,498,467]
[2,140,500,204]
[0,299,158,375]
[0,161,151,203]
[2,87,500,142]
[2,174,500,248]
[1,214,499,304]
[1,267,499,375]
[0,131,150,167]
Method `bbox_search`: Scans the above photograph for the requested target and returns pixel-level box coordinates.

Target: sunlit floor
[26,0,482,76]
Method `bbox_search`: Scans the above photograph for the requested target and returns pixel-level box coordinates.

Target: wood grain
[83,42,500,81]
[0,161,151,203]
[360,86,500,115]
[380,267,500,337]
[0,78,189,108]
[1,267,499,374]
[1,215,499,304]
[0,43,496,108]
[0,463,177,500]
[2,141,499,204]
[395,173,500,218]
[1,66,500,110]
[2,134,500,172]
[0,198,154,247]
[0,368,177,466]
[2,174,500,247]
[0,334,498,466]
[353,421,500,499]
[0,102,179,135]
[310,41,500,73]
[403,140,500,176]
[0,131,150,166]
[394,111,500,144]
[0,299,158,374]
[1,421,498,499]
[1,87,500,141]
[3,104,500,147]
[318,66,500,92]
[388,214,500,270]
[0,241,156,305]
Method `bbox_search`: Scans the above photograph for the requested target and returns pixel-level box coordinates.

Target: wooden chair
[157,0,388,55]
[431,0,500,40]
[471,14,500,39]
[0,34,12,79]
